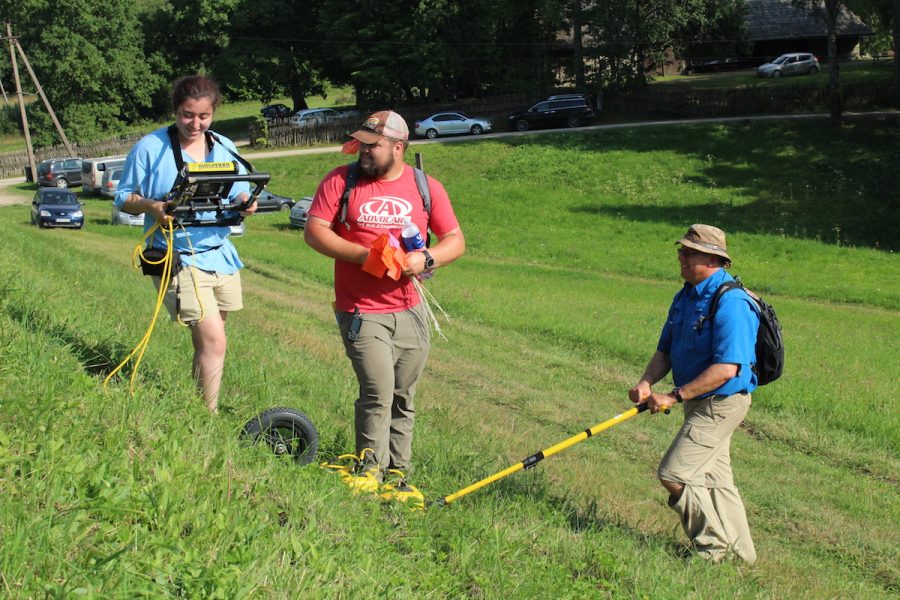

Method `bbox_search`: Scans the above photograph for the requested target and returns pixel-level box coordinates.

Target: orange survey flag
[362,234,407,280]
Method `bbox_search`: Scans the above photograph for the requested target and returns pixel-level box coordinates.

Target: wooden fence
[1,134,142,179]
[250,93,538,149]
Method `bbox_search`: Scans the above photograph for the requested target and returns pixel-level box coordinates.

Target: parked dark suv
[507,94,595,132]
[260,104,292,121]
[37,157,83,188]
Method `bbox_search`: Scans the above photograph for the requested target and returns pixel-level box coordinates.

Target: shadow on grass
[2,299,130,378]
[483,469,688,560]
[495,114,900,251]
[269,223,302,232]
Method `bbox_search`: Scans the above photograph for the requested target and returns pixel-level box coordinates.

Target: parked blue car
[31,188,84,229]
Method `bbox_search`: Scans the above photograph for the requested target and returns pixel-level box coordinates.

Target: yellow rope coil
[103,219,205,394]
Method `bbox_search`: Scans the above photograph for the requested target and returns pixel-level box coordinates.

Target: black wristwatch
[672,388,685,403]
[422,250,435,270]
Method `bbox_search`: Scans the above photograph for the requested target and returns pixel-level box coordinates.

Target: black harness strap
[166,125,256,174]
[697,280,744,331]
[337,161,361,229]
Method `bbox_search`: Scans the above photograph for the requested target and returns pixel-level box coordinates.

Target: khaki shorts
[152,267,242,323]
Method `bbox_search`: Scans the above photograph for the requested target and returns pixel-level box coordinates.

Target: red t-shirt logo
[357,196,412,229]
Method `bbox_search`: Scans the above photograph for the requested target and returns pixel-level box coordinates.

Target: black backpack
[702,279,784,386]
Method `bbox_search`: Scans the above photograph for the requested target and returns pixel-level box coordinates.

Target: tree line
[0,0,896,147]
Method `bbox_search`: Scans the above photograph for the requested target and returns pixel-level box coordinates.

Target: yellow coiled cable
[103,218,204,394]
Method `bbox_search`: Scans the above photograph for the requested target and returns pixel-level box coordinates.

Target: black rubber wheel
[426,128,439,139]
[515,119,530,132]
[470,124,484,135]
[241,407,318,465]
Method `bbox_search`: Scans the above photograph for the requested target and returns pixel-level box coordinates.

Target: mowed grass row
[1,119,897,598]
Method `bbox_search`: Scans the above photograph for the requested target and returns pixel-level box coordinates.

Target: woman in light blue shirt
[115,74,257,413]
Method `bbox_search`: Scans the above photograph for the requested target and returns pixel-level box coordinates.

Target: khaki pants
[658,393,757,563]
[337,303,430,473]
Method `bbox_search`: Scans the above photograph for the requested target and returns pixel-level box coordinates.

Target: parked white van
[81,155,126,195]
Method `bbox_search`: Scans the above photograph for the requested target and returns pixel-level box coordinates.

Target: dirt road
[0,177,28,206]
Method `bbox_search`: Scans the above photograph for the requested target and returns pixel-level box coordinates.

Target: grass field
[0,118,898,598]
[653,58,896,89]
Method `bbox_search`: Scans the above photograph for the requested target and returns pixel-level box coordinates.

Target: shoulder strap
[166,125,256,175]
[338,162,360,229]
[698,280,743,331]
[167,125,184,173]
[413,167,431,215]
[207,130,256,173]
[413,152,432,215]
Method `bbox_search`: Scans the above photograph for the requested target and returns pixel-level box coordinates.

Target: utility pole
[6,22,36,182]
[14,38,75,155]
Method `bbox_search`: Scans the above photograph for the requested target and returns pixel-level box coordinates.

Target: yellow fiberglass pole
[435,403,651,507]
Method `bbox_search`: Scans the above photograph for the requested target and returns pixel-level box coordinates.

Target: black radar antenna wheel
[241,407,319,465]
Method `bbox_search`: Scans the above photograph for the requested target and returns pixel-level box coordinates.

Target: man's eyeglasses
[677,246,703,258]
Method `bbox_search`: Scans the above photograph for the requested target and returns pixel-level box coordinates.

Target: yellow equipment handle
[435,403,652,506]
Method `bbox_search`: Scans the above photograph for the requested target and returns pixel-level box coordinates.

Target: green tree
[677,0,749,64]
[1,0,166,146]
[794,0,846,125]
[846,0,900,104]
[210,0,326,111]
[581,0,720,92]
[317,0,565,104]
[142,0,239,77]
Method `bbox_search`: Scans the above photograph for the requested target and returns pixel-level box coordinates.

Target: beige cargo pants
[658,393,757,563]
[338,302,430,474]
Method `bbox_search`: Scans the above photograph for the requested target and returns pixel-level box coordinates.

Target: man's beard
[359,154,393,178]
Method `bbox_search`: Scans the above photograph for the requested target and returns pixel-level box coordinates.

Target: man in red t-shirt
[305,111,465,485]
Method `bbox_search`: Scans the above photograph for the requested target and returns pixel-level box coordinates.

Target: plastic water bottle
[401,217,432,280]
[401,217,425,251]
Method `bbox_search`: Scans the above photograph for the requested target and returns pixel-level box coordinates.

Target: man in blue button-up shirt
[629,224,758,564]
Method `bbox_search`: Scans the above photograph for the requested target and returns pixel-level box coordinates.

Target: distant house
[745,0,872,61]
[550,0,874,83]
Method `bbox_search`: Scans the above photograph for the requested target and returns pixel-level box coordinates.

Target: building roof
[745,0,872,41]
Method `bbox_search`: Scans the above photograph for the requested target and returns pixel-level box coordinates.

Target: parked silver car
[82,156,125,195]
[99,167,123,198]
[289,108,341,128]
[756,53,820,78]
[111,205,145,226]
[414,112,492,139]
[289,196,313,228]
